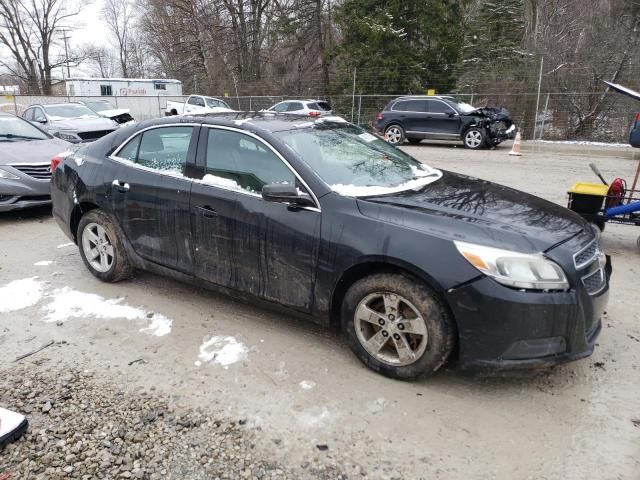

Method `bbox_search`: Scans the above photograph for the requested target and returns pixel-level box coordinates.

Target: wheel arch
[329,257,449,329]
[70,201,100,242]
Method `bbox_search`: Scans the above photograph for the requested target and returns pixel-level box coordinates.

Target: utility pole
[61,29,71,79]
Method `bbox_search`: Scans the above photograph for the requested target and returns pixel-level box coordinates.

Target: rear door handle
[196,205,217,218]
[112,179,130,192]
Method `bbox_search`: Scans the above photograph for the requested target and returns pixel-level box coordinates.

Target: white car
[80,99,136,126]
[166,95,234,116]
[267,99,332,117]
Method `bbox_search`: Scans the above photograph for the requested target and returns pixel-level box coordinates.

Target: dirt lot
[1,141,639,479]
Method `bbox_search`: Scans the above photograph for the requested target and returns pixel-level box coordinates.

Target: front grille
[574,238,598,270]
[78,129,114,141]
[10,163,51,180]
[581,267,606,295]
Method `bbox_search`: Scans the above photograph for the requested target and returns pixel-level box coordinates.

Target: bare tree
[103,0,138,77]
[0,0,83,94]
[83,44,119,78]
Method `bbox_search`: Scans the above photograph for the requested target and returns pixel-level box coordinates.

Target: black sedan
[50,113,609,379]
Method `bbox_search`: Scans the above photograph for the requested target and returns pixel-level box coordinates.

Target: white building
[55,78,183,96]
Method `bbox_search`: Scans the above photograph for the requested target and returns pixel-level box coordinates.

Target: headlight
[54,131,79,141]
[454,241,569,291]
[0,168,20,180]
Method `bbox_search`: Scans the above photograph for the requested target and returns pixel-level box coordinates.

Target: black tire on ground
[407,138,422,145]
[341,273,455,380]
[384,124,406,145]
[77,209,134,283]
[463,127,486,149]
[594,220,606,232]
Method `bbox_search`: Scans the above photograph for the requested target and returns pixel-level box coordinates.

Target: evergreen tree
[333,0,464,94]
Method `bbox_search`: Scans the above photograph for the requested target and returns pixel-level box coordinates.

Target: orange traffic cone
[509,131,522,156]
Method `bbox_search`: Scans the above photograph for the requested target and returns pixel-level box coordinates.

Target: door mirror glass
[262,183,315,207]
[446,111,458,118]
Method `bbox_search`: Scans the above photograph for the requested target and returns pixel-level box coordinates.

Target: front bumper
[0,170,51,212]
[445,260,610,371]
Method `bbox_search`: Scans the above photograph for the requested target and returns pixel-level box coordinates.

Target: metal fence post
[13,94,18,114]
[357,95,362,126]
[351,68,356,122]
[249,97,252,111]
[533,56,544,140]
[157,95,162,117]
[114,95,119,107]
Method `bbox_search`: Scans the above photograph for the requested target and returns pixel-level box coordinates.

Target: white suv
[267,99,332,117]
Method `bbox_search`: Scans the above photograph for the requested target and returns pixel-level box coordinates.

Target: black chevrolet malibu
[50,113,610,380]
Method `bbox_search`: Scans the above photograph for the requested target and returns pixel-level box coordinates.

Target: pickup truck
[165,95,234,116]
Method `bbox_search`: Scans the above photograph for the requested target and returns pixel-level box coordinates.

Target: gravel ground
[0,361,350,480]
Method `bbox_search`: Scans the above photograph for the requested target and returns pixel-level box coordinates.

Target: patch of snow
[367,397,387,414]
[296,406,331,429]
[0,277,45,313]
[233,118,253,125]
[196,335,248,368]
[56,242,75,249]
[299,380,316,390]
[200,174,243,190]
[42,287,172,336]
[34,260,54,266]
[358,132,377,142]
[533,140,630,148]
[139,314,173,337]
[331,165,442,197]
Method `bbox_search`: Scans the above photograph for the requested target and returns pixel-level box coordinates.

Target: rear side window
[23,109,33,121]
[34,108,47,122]
[272,102,289,113]
[316,102,331,111]
[188,96,205,107]
[428,100,456,114]
[116,126,194,174]
[392,100,426,112]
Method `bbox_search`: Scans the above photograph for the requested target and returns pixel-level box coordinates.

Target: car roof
[393,95,454,101]
[136,112,347,134]
[29,103,84,108]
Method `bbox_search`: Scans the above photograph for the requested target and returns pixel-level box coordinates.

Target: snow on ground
[195,335,248,368]
[532,140,631,148]
[56,242,75,249]
[0,277,45,313]
[296,406,332,429]
[34,260,54,266]
[299,380,316,390]
[41,287,172,336]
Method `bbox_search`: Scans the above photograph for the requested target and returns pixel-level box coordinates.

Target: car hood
[0,138,71,165]
[97,108,130,118]
[50,117,116,131]
[356,171,589,253]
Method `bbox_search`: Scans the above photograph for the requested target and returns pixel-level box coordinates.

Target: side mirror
[447,111,458,118]
[262,183,315,208]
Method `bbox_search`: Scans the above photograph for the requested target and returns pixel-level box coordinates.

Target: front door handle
[196,205,217,218]
[112,179,130,192]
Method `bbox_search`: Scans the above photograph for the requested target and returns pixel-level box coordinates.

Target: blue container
[605,201,640,217]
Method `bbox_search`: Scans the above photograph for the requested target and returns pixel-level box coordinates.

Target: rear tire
[463,127,485,149]
[384,125,405,145]
[77,210,134,283]
[342,273,455,380]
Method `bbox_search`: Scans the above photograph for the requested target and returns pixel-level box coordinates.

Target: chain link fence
[1,92,637,143]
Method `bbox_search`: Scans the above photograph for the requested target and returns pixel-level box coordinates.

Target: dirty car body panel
[51,113,609,371]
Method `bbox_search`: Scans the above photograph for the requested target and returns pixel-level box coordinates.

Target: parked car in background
[375,95,516,149]
[165,95,233,116]
[0,112,69,212]
[79,99,136,126]
[602,81,640,148]
[51,112,608,380]
[266,99,332,117]
[22,103,118,143]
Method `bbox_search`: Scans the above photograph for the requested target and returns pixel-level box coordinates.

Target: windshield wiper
[0,134,42,140]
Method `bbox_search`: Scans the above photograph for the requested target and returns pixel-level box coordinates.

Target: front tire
[463,127,485,149]
[342,273,455,380]
[77,210,133,282]
[407,138,422,145]
[384,125,405,145]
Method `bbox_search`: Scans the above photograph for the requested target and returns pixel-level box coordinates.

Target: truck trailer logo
[119,87,147,96]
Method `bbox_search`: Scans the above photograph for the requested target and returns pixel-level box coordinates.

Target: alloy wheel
[385,127,403,145]
[465,130,483,148]
[354,292,429,366]
[82,222,115,273]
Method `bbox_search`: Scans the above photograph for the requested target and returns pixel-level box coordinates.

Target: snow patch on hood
[0,277,45,313]
[42,287,172,336]
[331,165,443,197]
[195,335,248,368]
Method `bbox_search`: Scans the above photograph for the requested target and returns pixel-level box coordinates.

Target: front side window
[116,126,193,174]
[33,108,47,122]
[287,102,304,112]
[428,100,455,114]
[22,108,34,121]
[203,129,295,194]
[271,102,289,113]
[275,124,441,197]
